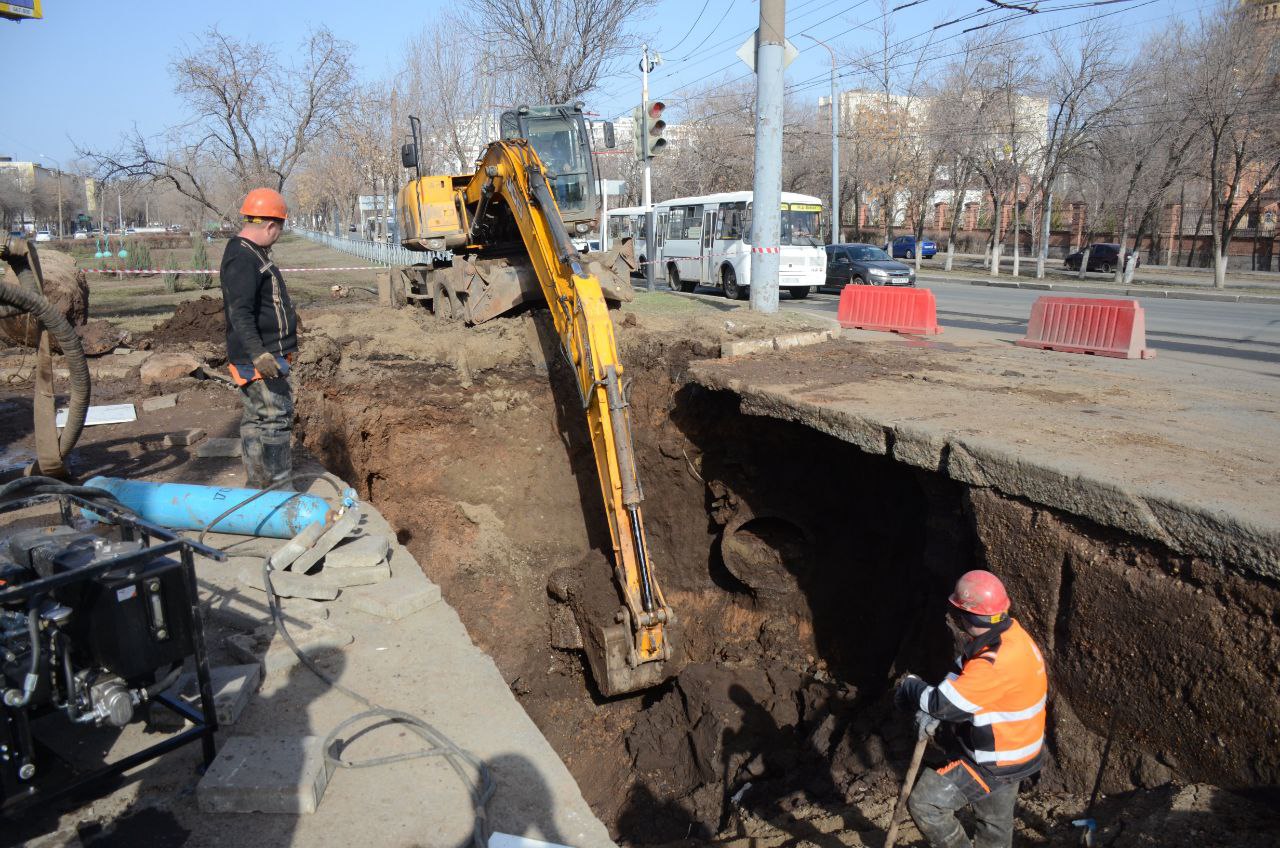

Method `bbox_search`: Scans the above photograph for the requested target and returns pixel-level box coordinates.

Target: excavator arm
[446,140,674,695]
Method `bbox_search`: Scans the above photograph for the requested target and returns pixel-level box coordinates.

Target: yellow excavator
[394,122,674,697]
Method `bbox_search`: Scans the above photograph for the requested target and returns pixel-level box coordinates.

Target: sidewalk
[916,271,1280,304]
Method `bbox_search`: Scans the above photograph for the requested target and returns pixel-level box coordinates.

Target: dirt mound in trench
[147,295,226,346]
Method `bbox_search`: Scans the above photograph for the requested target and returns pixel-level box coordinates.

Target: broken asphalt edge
[687,367,1279,582]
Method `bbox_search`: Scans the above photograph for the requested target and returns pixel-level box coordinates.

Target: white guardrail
[293,228,451,266]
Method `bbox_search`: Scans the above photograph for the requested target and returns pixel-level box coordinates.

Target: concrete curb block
[918,274,1280,305]
[722,329,836,358]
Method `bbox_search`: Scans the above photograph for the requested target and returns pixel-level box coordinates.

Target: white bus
[603,206,650,254]
[654,191,826,299]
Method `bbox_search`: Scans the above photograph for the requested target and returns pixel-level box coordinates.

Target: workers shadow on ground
[482,752,572,848]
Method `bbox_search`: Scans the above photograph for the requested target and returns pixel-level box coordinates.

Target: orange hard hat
[240,187,288,220]
[949,570,1010,621]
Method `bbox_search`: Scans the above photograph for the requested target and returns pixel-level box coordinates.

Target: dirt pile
[0,249,89,349]
[146,295,226,346]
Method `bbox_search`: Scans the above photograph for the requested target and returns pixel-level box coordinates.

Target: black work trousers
[239,374,294,489]
[907,762,1019,848]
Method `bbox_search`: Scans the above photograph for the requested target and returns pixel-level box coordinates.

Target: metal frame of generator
[0,490,224,815]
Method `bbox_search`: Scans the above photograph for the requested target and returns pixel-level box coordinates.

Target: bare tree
[82,26,355,221]
[1183,3,1280,288]
[1028,24,1126,278]
[467,0,656,104]
[0,168,33,231]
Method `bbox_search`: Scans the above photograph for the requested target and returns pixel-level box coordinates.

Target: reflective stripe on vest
[926,619,1048,767]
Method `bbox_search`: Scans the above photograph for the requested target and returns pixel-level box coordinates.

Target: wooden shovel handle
[885,732,930,848]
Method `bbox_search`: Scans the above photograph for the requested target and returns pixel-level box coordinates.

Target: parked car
[1063,243,1140,273]
[887,234,936,259]
[824,243,916,288]
[34,229,52,242]
[73,231,88,239]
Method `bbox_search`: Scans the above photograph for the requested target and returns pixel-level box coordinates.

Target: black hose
[2,604,41,708]
[0,279,91,459]
[142,663,184,701]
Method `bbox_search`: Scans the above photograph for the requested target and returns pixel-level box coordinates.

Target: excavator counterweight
[394,134,674,696]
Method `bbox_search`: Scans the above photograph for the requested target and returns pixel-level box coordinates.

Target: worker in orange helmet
[895,570,1048,848]
[219,187,299,489]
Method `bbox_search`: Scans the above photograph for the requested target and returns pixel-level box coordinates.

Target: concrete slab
[323,534,391,569]
[195,437,242,458]
[197,735,332,815]
[142,393,178,411]
[314,561,391,588]
[226,622,354,676]
[348,575,441,621]
[238,564,341,601]
[159,664,263,727]
[165,428,207,447]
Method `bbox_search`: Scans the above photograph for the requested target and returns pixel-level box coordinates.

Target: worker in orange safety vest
[895,570,1048,848]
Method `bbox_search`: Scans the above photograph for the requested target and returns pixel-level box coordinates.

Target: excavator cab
[499,103,612,244]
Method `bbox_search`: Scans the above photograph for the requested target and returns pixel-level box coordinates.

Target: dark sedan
[1064,243,1140,273]
[824,243,917,288]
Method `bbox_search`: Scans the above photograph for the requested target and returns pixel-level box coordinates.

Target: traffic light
[632,105,646,159]
[633,101,668,160]
[644,101,667,158]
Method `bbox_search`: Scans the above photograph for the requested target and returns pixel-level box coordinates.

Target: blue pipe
[83,476,337,539]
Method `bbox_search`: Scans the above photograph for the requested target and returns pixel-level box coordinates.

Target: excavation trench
[292,308,1280,846]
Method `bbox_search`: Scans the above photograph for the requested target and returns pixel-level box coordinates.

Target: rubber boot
[260,438,294,490]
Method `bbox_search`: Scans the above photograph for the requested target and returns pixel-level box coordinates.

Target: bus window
[666,205,702,240]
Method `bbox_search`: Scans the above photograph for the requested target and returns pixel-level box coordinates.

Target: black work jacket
[219,236,297,370]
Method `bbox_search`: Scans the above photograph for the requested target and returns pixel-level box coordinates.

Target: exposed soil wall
[292,307,1280,845]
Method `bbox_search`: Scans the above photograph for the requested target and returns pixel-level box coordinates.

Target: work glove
[895,674,927,711]
[253,351,281,379]
[915,710,941,738]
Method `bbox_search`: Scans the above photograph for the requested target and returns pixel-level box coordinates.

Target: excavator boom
[396,138,673,695]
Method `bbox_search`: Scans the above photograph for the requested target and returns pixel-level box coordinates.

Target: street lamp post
[801,35,839,244]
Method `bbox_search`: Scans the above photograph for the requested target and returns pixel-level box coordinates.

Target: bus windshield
[781,205,821,247]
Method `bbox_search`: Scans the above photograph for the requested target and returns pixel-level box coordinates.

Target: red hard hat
[240,187,288,220]
[949,570,1010,620]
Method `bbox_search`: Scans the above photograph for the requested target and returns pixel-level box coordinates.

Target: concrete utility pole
[802,35,839,244]
[750,0,785,314]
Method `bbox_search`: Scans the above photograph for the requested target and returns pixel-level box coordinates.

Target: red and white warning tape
[750,246,781,254]
[80,266,383,275]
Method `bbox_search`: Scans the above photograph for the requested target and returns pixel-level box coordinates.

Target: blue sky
[0,0,1209,171]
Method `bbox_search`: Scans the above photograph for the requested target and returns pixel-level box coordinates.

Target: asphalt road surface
[782,282,1280,383]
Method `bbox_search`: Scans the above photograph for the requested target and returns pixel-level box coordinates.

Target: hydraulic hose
[2,604,41,709]
[0,263,91,465]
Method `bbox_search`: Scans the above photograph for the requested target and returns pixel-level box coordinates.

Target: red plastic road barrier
[1016,296,1155,360]
[836,284,942,335]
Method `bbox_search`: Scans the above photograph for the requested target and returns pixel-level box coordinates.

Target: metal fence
[293,228,450,266]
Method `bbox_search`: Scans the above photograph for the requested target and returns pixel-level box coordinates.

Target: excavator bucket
[549,554,676,698]
[406,241,637,325]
